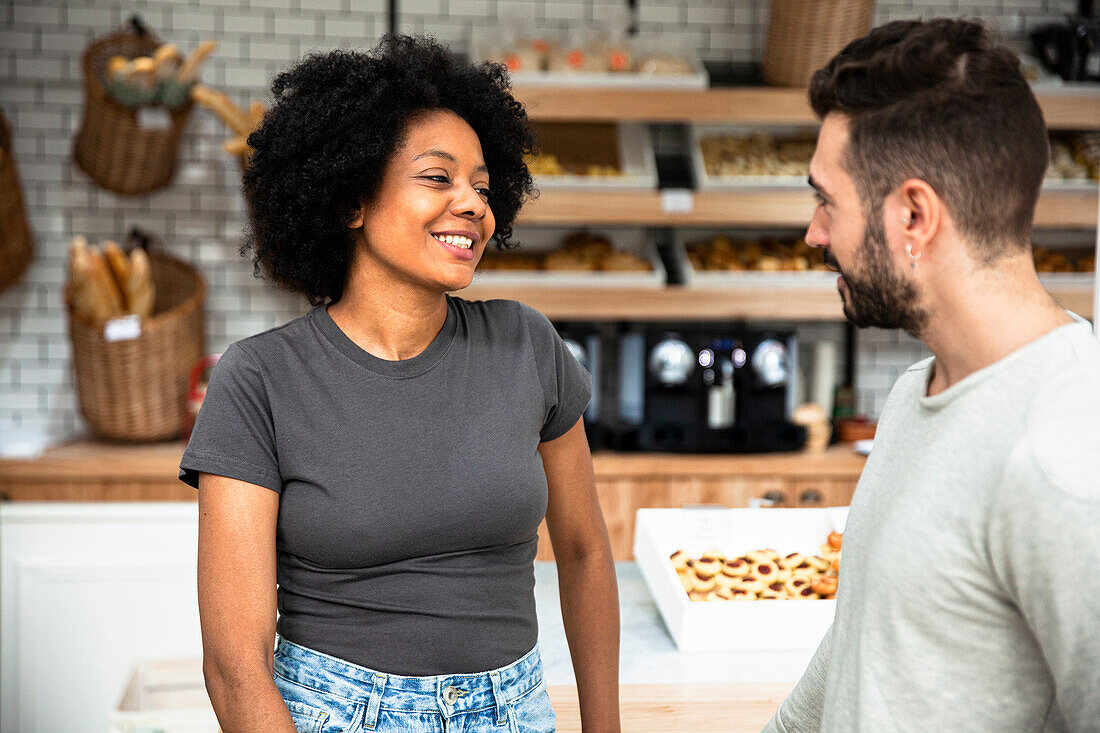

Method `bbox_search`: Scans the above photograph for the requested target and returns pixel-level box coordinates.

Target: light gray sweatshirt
[765,319,1100,732]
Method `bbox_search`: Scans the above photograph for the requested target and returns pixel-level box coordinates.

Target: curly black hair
[241,35,536,306]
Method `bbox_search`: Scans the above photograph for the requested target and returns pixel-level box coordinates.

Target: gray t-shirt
[179,296,591,676]
[764,318,1100,732]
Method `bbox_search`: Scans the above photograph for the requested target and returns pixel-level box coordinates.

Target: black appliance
[555,322,605,449]
[614,324,805,453]
[1031,1,1100,82]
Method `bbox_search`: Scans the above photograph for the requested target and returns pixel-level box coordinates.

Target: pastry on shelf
[686,234,827,272]
[1033,246,1095,273]
[700,132,816,178]
[478,230,652,272]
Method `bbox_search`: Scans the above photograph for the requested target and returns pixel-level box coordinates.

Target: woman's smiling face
[351,108,495,294]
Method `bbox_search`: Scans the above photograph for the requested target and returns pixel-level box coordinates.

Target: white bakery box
[109,658,218,733]
[634,507,848,652]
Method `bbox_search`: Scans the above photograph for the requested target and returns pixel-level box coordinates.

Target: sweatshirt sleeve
[986,378,1100,731]
[762,622,834,733]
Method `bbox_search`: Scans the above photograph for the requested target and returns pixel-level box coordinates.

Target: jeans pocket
[284,699,330,733]
[507,682,556,733]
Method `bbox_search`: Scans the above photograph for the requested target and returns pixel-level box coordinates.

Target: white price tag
[660,188,694,214]
[137,107,172,130]
[103,314,143,342]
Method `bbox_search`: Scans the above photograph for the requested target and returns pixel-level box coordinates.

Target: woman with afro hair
[180,35,620,733]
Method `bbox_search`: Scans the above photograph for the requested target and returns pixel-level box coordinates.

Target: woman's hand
[539,419,621,732]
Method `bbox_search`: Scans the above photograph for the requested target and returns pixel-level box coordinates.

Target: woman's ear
[347,204,365,229]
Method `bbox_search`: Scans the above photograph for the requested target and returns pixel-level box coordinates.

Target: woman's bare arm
[197,472,296,732]
[539,419,621,732]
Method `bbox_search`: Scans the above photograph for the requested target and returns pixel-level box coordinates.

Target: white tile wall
[0,0,1076,439]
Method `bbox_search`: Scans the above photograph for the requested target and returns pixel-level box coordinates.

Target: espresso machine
[1031,1,1100,82]
[614,324,805,453]
[554,322,605,449]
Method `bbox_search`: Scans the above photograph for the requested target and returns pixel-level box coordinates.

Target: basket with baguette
[65,235,206,441]
[73,17,217,195]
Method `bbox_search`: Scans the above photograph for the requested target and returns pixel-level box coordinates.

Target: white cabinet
[1,503,202,733]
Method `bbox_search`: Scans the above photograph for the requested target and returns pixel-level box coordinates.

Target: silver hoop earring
[906,242,922,273]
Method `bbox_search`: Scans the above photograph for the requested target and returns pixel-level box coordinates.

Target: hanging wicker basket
[67,250,206,441]
[763,0,876,88]
[0,107,34,294]
[73,26,193,196]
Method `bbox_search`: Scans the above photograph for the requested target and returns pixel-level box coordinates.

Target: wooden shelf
[517,187,1098,229]
[461,280,1093,321]
[461,282,844,320]
[514,85,1100,130]
[0,439,865,501]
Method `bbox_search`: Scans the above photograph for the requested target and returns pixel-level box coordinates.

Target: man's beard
[834,216,929,337]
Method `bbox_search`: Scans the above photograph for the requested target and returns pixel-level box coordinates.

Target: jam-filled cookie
[694,556,724,578]
[669,549,690,572]
[722,557,751,578]
[737,575,767,594]
[694,573,717,592]
[753,560,781,580]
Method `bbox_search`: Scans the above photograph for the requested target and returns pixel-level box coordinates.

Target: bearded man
[764,18,1100,733]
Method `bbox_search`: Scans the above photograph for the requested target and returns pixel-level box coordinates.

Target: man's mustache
[823,248,841,273]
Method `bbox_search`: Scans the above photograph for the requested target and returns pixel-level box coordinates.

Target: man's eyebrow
[412,149,489,175]
[808,174,831,199]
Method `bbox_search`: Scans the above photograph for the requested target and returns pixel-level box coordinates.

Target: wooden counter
[549,682,793,732]
[0,438,866,559]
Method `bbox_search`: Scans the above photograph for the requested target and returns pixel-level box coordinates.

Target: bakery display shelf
[458,280,845,320]
[513,86,1100,130]
[531,122,658,191]
[1044,276,1096,318]
[517,188,1099,229]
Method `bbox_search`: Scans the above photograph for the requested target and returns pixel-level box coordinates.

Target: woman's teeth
[434,234,472,249]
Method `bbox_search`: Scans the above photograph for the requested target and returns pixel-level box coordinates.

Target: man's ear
[890,178,941,262]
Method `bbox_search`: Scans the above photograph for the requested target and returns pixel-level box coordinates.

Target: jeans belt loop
[489,669,508,726]
[364,673,387,730]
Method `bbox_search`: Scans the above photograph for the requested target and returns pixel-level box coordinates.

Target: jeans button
[443,686,458,705]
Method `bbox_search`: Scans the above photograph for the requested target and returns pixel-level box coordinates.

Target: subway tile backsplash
[1,0,1076,440]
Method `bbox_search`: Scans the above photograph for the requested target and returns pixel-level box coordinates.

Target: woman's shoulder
[449,295,549,333]
[221,308,318,366]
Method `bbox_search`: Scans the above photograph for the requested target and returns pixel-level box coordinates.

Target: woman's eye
[425,175,450,184]
[476,187,491,197]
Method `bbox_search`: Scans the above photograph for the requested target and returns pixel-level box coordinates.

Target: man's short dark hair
[809,18,1049,262]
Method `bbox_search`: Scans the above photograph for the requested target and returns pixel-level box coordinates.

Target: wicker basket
[68,250,206,441]
[73,28,193,196]
[0,107,33,294]
[763,0,876,88]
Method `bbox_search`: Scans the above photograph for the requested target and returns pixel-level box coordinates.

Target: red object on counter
[181,354,221,441]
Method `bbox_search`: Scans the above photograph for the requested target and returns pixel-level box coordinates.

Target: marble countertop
[534,562,816,686]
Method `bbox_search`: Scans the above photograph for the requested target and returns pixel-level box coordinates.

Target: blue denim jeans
[273,636,556,733]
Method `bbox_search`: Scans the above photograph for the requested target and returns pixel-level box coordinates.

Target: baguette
[67,238,126,325]
[176,40,218,83]
[126,247,156,318]
[102,240,131,296]
[152,43,182,82]
[191,84,252,136]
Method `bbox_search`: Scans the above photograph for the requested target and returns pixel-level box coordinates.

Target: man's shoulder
[1018,359,1100,502]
